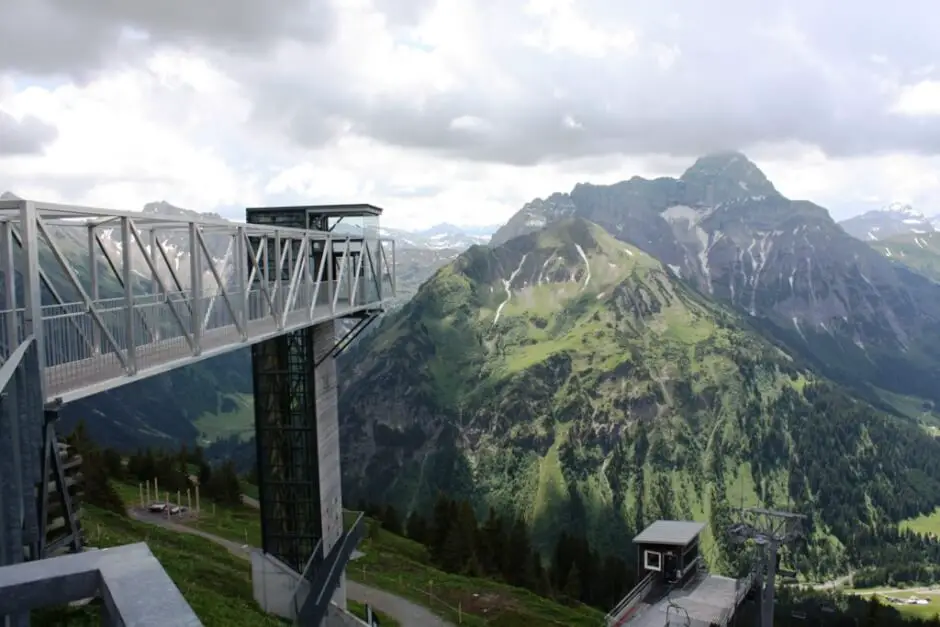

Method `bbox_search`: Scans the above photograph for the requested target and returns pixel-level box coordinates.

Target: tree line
[66,420,245,517]
[64,423,940,626]
[362,493,641,612]
[360,493,940,626]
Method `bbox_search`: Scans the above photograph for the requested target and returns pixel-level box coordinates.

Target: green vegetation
[64,426,613,627]
[33,505,286,627]
[346,599,400,627]
[902,508,940,539]
[873,232,940,282]
[339,216,940,588]
[739,588,940,626]
[241,480,260,500]
[849,587,940,622]
[353,523,603,626]
[195,392,255,443]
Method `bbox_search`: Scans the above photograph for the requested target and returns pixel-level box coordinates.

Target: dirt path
[346,581,452,626]
[128,509,453,626]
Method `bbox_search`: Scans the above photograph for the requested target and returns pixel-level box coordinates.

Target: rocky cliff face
[868,231,940,284]
[840,203,935,242]
[492,153,940,403]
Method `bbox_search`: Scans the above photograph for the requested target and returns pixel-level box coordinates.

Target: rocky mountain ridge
[338,213,940,577]
[381,222,496,251]
[869,231,940,284]
[840,203,936,241]
[489,153,940,405]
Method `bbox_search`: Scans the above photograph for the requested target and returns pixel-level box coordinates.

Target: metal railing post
[0,222,18,357]
[87,225,101,355]
[121,217,137,374]
[19,202,44,395]
[189,222,203,356]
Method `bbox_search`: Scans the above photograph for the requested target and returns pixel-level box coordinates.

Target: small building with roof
[606,519,754,627]
[633,520,705,585]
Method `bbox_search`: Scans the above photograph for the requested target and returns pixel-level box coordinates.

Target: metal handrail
[0,335,35,390]
[605,571,655,624]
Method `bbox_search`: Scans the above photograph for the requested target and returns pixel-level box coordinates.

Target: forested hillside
[338,215,940,582]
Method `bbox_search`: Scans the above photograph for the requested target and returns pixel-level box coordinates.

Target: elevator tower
[245,204,386,616]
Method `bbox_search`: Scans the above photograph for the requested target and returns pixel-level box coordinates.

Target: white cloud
[893,80,940,116]
[2,0,940,230]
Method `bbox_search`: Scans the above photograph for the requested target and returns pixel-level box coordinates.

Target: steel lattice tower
[728,507,806,627]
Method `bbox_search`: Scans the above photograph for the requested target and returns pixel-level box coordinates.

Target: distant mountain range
[335,152,940,583]
[839,202,938,241]
[381,223,497,251]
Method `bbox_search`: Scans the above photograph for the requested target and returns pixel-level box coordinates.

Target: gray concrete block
[0,542,201,626]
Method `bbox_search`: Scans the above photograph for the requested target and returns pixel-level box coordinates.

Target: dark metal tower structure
[728,507,805,627]
[246,204,387,593]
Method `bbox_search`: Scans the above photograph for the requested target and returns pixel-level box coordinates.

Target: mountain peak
[883,202,924,219]
[0,191,21,201]
[839,202,935,241]
[142,200,223,221]
[680,151,777,202]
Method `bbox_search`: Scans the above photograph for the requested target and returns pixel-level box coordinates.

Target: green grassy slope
[109,481,601,626]
[873,232,940,281]
[340,218,940,580]
[33,505,285,626]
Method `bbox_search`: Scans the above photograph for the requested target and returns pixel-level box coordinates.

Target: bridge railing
[0,199,398,401]
[605,571,656,626]
[0,208,398,402]
[37,277,393,401]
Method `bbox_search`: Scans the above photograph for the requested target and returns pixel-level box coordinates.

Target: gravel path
[346,580,453,626]
[128,508,453,626]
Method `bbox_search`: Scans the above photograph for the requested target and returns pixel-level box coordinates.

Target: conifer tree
[406,511,428,544]
[562,563,581,603]
[381,505,402,535]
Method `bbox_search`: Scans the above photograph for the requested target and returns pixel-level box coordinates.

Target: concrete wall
[324,601,369,627]
[251,549,305,620]
[313,319,346,611]
[251,320,350,618]
[313,321,343,558]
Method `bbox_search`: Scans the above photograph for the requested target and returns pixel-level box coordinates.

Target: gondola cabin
[633,520,705,585]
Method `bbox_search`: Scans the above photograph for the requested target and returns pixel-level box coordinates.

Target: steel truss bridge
[0,199,396,626]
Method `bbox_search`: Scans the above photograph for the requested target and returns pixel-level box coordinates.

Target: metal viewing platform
[0,198,397,626]
[0,198,396,404]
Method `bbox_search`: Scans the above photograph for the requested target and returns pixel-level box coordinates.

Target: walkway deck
[41,290,384,404]
[627,575,749,627]
[0,198,396,404]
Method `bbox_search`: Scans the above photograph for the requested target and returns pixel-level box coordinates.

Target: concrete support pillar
[312,320,346,610]
[252,320,351,617]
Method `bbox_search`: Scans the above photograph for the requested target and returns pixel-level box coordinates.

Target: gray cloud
[5,0,940,168]
[370,0,437,26]
[243,0,940,165]
[0,0,335,78]
[0,111,57,155]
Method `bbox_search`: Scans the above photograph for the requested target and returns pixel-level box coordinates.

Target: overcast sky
[2,0,940,229]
